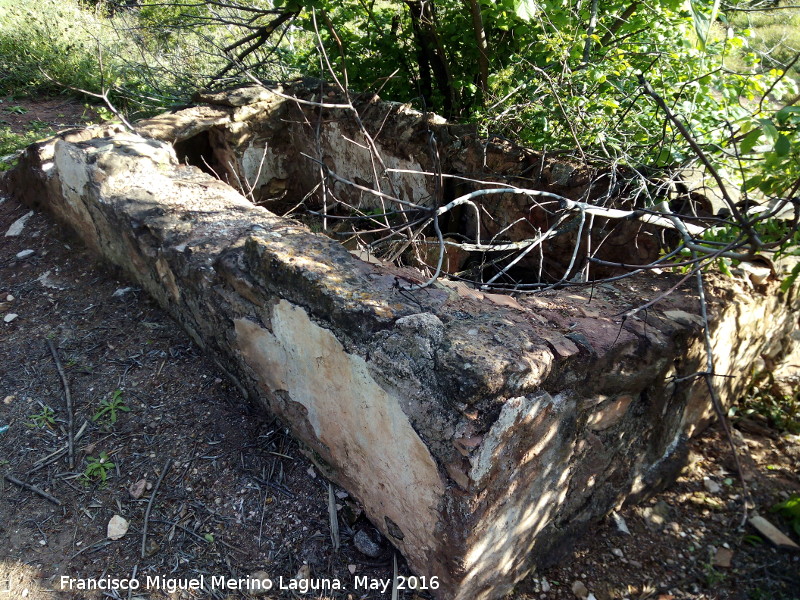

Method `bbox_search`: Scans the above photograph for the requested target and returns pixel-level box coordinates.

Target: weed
[82,451,115,485]
[4,105,27,114]
[0,125,52,163]
[28,404,56,429]
[92,389,130,426]
[770,494,800,536]
[704,561,727,586]
[735,370,800,434]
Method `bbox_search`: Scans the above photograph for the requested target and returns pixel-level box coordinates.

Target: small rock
[293,564,311,585]
[611,548,624,558]
[712,547,733,568]
[6,294,14,302]
[641,501,671,530]
[666,521,681,534]
[129,479,147,499]
[572,580,589,599]
[4,313,19,323]
[611,511,630,535]
[307,466,316,478]
[107,515,129,540]
[15,249,34,259]
[37,271,66,290]
[629,560,643,569]
[353,529,382,558]
[703,477,721,494]
[112,287,136,298]
[749,514,800,550]
[348,564,357,575]
[247,571,271,596]
[5,211,33,237]
[144,538,160,557]
[540,579,551,592]
[3,395,14,405]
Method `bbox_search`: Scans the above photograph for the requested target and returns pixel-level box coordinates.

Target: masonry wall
[2,90,798,599]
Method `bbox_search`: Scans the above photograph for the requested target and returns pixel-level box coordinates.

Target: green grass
[0,0,217,116]
[727,1,800,85]
[0,126,52,167]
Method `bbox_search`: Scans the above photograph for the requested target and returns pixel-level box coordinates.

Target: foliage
[0,0,233,115]
[0,0,118,97]
[1,0,798,274]
[726,0,800,79]
[736,371,800,434]
[92,389,130,426]
[82,451,115,485]
[1,127,45,168]
[27,405,56,429]
[0,100,62,166]
[770,494,800,536]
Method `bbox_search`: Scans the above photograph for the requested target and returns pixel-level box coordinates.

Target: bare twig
[27,421,89,475]
[638,74,759,249]
[5,474,63,506]
[150,518,246,553]
[47,339,75,470]
[695,268,753,527]
[141,458,172,559]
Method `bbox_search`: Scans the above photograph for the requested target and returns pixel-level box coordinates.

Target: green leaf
[780,262,800,294]
[740,129,762,154]
[204,533,215,543]
[689,0,721,51]
[513,0,539,22]
[774,134,791,157]
[757,118,779,143]
[776,106,800,124]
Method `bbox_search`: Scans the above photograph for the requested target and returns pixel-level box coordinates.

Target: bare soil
[1,100,799,600]
[0,98,98,136]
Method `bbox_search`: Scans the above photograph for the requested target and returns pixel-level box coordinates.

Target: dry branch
[47,339,75,470]
[4,474,63,506]
[141,458,172,559]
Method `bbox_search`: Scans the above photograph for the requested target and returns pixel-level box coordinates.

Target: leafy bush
[728,0,800,79]
[0,0,117,97]
[0,0,236,115]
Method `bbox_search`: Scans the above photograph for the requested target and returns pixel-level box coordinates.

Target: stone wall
[137,82,687,281]
[2,87,798,600]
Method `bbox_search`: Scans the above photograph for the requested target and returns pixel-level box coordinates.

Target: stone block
[2,95,798,600]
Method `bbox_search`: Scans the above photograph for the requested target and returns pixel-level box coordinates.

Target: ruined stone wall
[2,88,798,600]
[137,83,676,281]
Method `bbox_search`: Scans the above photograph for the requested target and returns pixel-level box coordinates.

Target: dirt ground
[1,97,98,136]
[1,100,799,600]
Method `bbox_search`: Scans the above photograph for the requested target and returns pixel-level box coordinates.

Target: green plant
[704,561,727,586]
[27,405,56,429]
[82,451,115,485]
[771,494,800,536]
[737,370,800,434]
[92,389,130,426]
[4,105,26,114]
[0,125,53,163]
